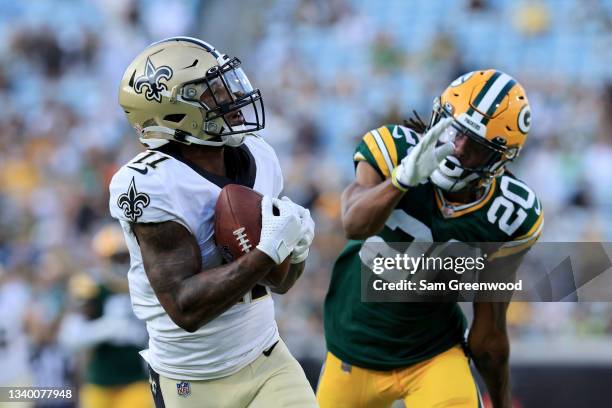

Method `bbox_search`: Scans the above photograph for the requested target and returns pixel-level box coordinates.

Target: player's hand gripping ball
[214,184,290,287]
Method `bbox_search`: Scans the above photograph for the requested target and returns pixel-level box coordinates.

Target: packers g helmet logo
[134,57,173,103]
[517,105,531,134]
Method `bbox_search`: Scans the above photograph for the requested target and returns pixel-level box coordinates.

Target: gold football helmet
[429,69,531,192]
[91,224,130,292]
[118,37,264,148]
[92,223,127,260]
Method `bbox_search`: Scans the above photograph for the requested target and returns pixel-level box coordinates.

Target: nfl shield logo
[176,381,191,398]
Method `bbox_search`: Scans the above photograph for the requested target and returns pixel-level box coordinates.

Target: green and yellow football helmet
[429,69,531,192]
[118,36,264,148]
[91,223,130,292]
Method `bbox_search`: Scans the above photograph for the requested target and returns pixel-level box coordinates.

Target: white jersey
[109,135,283,380]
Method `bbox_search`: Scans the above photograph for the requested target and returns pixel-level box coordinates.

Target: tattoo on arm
[270,261,305,294]
[132,221,274,332]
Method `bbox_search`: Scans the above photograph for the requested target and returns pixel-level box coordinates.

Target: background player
[109,37,317,407]
[318,70,543,408]
[59,224,150,408]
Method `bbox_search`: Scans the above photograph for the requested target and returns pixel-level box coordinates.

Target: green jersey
[324,124,543,370]
[86,285,148,387]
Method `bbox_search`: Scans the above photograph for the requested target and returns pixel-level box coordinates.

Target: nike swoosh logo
[127,166,148,175]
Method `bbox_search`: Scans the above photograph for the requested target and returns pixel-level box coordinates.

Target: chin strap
[140,125,246,147]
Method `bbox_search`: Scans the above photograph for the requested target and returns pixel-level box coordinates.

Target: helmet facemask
[429,100,518,192]
[181,57,264,146]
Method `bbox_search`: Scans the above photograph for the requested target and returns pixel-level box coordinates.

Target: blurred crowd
[1,0,612,397]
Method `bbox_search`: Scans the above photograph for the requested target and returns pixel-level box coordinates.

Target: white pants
[149,339,318,408]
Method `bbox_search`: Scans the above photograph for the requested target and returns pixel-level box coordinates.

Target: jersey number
[359,210,433,277]
[487,177,535,236]
[127,151,169,175]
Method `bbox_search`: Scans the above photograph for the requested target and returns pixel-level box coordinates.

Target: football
[214,184,290,287]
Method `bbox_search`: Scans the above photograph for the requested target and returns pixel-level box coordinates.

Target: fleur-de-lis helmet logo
[117,177,150,222]
[134,57,173,103]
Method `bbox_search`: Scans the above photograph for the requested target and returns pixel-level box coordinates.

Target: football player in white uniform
[109,37,317,408]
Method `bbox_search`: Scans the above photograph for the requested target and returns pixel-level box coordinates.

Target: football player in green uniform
[317,70,543,408]
[59,224,151,408]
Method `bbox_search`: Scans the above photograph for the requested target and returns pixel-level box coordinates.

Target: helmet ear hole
[163,114,186,123]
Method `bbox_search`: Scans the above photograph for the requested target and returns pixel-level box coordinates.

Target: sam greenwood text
[372,279,523,292]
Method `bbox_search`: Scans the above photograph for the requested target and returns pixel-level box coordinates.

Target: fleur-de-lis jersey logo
[117,177,150,222]
[134,57,173,103]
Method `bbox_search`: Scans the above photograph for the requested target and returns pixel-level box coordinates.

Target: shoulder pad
[109,158,179,224]
[488,175,543,259]
[353,124,420,178]
[244,135,283,197]
[244,133,275,158]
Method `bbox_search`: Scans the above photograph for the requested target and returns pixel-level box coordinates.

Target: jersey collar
[434,178,497,218]
[154,143,257,189]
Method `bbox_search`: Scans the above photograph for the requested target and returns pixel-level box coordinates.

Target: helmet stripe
[148,36,222,58]
[466,71,501,116]
[474,73,513,120]
[484,78,516,116]
[481,78,517,125]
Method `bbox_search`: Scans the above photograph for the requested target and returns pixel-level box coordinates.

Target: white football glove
[278,197,316,264]
[257,196,303,264]
[391,118,455,191]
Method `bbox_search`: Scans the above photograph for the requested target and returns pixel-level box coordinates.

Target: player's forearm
[469,335,512,408]
[341,179,404,239]
[175,249,276,331]
[270,261,305,294]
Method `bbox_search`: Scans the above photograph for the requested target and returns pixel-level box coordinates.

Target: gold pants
[150,339,317,408]
[316,345,481,408]
[80,381,152,408]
